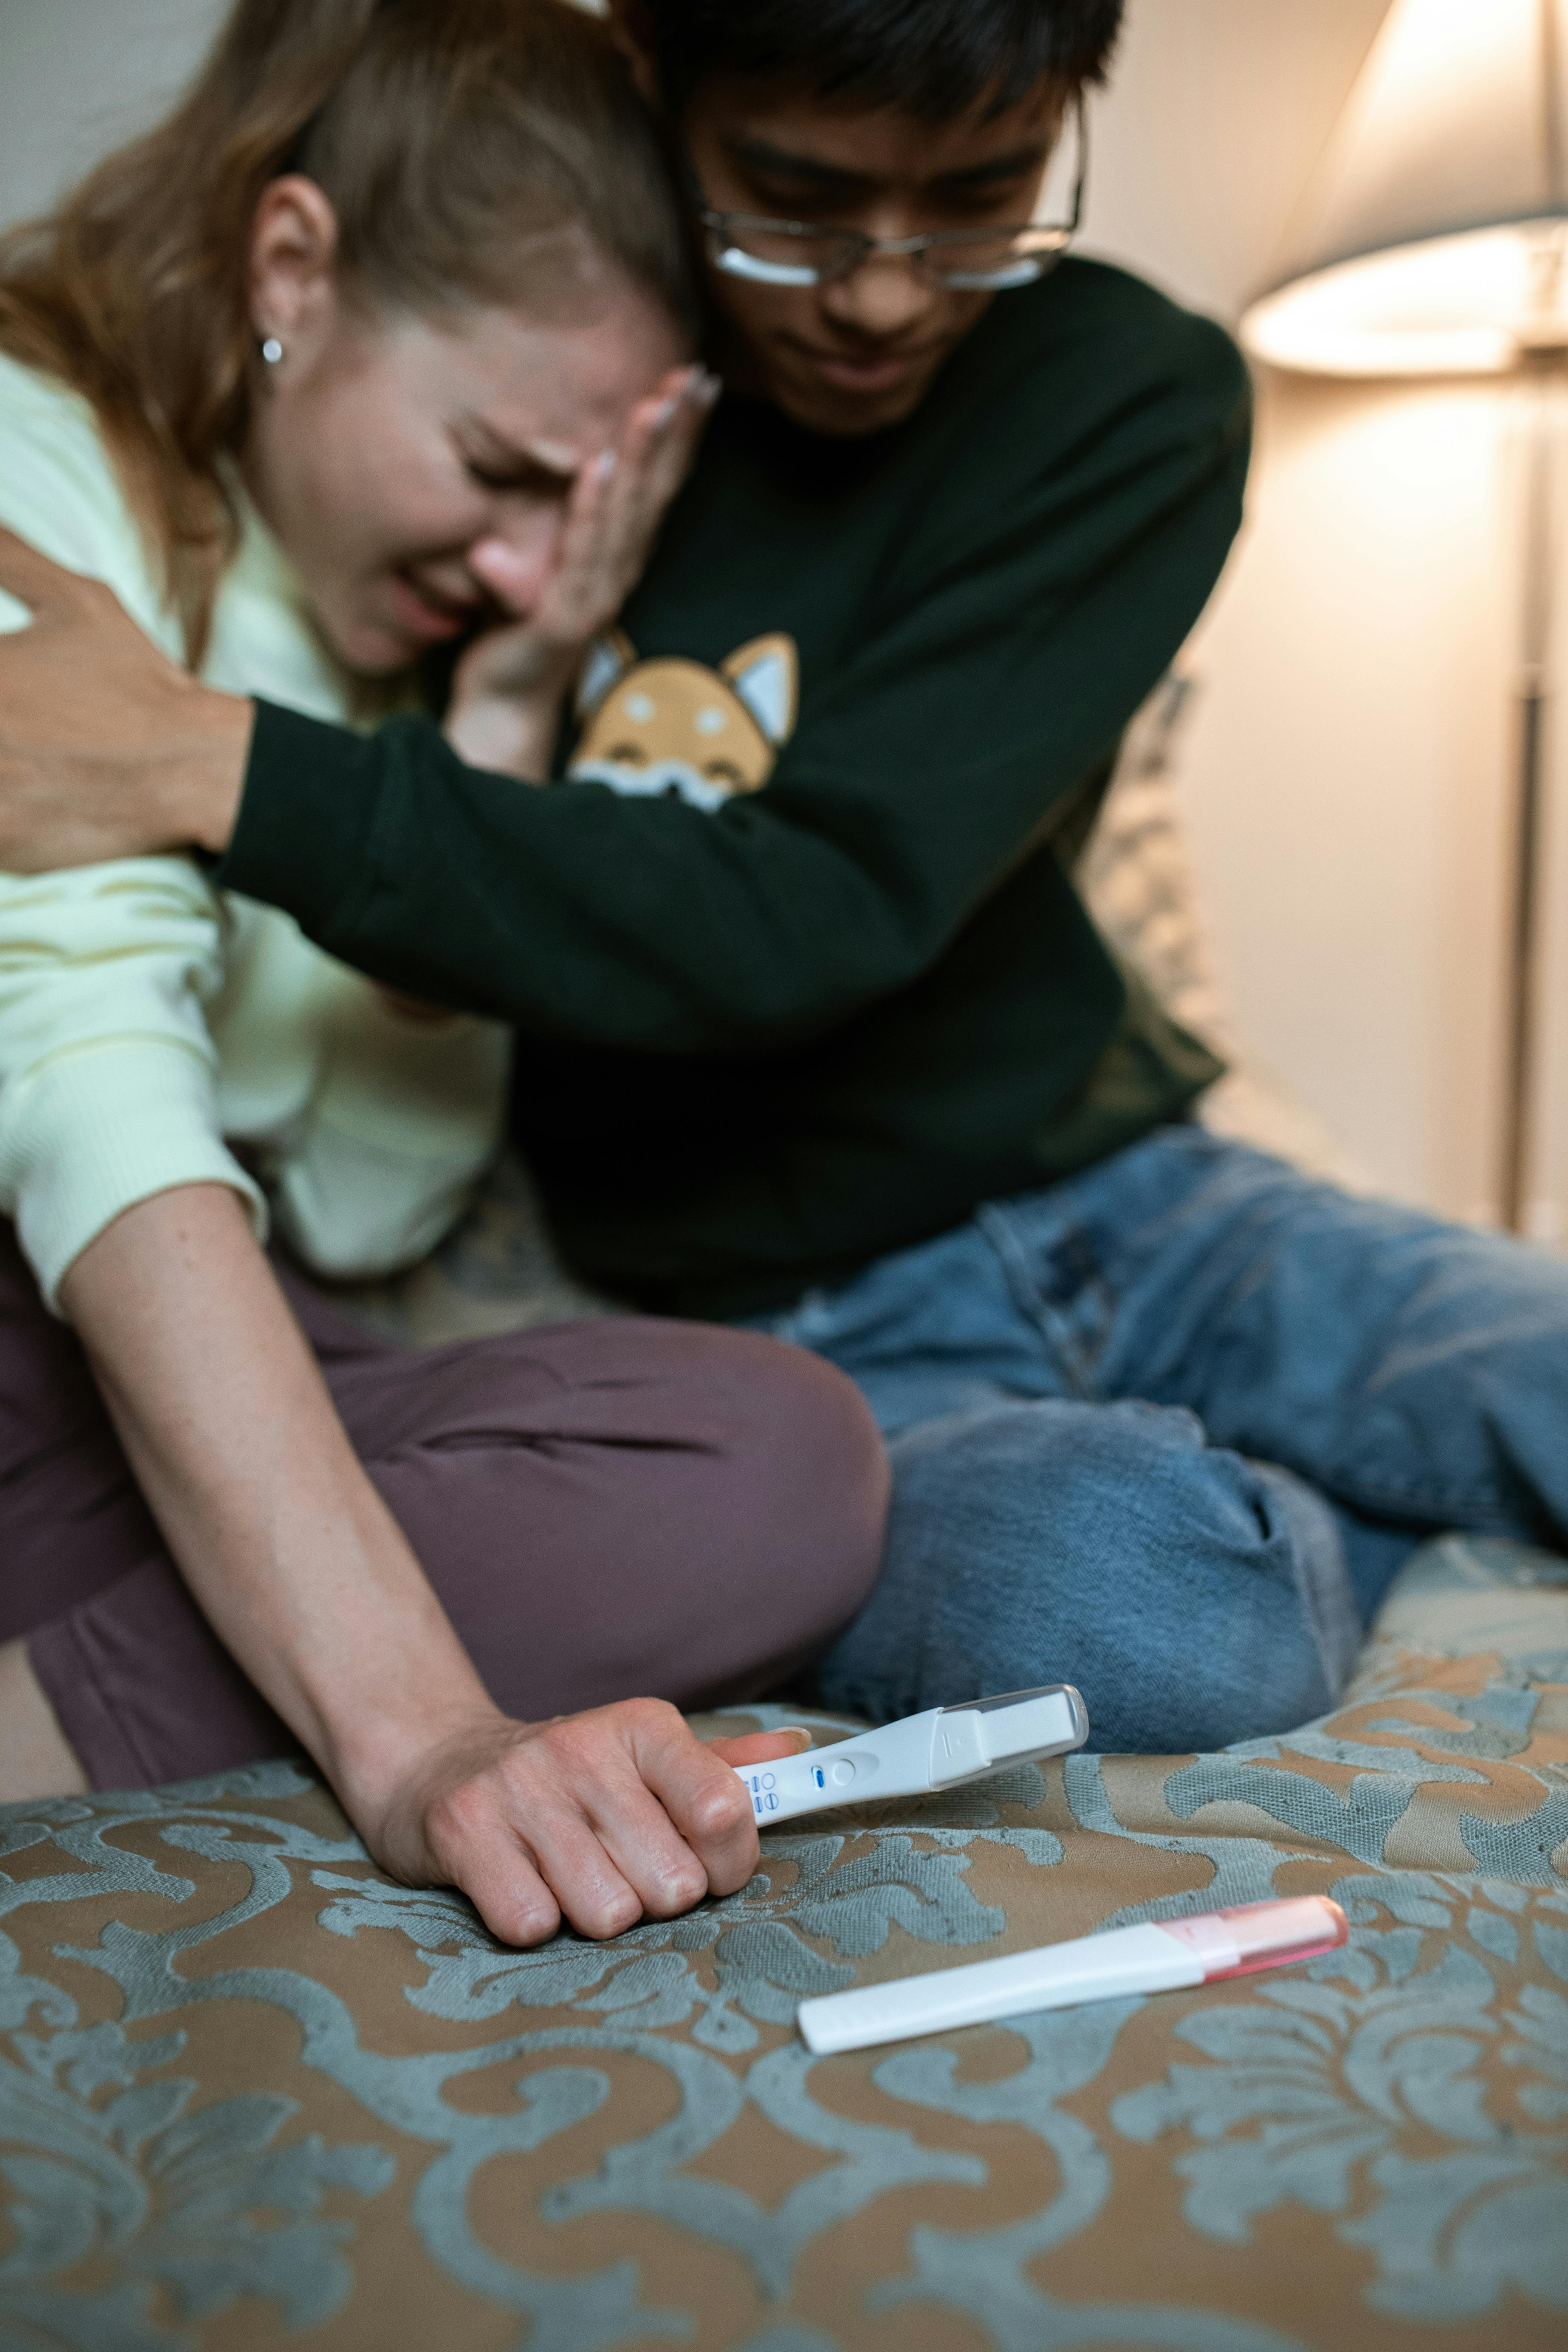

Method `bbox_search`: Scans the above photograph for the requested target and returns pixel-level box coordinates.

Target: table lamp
[1240,0,1568,1234]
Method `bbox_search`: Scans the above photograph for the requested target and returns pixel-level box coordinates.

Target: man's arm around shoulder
[0,529,251,870]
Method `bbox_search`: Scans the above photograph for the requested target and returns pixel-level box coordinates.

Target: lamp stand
[1502,345,1564,1235]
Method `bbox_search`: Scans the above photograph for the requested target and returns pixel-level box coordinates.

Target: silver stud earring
[259,336,284,366]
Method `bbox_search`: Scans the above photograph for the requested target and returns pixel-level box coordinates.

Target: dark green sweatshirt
[220,259,1251,1316]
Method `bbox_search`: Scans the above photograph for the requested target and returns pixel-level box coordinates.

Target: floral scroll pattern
[1113,1873,1568,2325]
[2,1536,1567,2351]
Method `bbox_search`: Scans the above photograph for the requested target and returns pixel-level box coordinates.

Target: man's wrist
[160,681,253,856]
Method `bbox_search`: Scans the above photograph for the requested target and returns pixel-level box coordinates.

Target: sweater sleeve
[219,304,1250,1053]
[267,970,511,1281]
[0,864,266,1309]
[0,364,264,1309]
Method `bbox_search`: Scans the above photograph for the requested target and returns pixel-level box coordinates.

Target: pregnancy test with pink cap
[733,1683,1088,1826]
[797,1895,1350,2054]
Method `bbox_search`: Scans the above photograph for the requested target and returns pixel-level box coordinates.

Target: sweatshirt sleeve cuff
[0,1042,267,1314]
[215,700,385,940]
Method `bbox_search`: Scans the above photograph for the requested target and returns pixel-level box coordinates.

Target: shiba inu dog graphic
[568,630,799,813]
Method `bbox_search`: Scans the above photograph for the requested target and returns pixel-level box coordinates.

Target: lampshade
[1241,0,1568,376]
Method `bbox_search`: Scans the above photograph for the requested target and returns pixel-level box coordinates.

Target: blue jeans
[742,1127,1568,1753]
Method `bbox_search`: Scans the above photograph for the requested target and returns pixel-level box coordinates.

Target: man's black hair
[641,1,1124,121]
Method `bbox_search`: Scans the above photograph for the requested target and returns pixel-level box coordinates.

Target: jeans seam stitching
[1289,1459,1536,1521]
[976,1201,1099,1401]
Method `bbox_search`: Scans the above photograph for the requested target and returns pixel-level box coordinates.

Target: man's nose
[819,253,941,340]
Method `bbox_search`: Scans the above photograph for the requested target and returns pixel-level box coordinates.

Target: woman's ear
[604,1,662,108]
[248,175,341,365]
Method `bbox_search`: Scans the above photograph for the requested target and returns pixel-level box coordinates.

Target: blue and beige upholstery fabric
[3,1535,1567,2350]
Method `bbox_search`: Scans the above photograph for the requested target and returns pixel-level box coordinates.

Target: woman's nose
[466,509,562,619]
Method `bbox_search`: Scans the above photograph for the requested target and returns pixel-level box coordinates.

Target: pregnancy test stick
[797,1895,1349,2055]
[734,1684,1088,1826]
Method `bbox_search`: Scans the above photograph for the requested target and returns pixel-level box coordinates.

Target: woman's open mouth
[386,568,479,645]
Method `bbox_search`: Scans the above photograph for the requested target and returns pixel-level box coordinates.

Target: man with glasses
[680,78,1087,435]
[5,0,1566,1759]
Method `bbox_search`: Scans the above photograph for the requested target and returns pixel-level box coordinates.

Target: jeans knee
[814,1398,1358,1753]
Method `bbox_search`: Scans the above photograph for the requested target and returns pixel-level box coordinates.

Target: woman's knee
[526,1315,889,1596]
[815,1397,1359,1753]
[362,1316,889,1716]
[656,1322,891,1633]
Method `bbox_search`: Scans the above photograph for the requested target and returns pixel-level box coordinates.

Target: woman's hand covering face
[444,363,719,779]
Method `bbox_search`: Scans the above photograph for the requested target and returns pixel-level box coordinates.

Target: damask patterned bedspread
[3,1535,1566,2352]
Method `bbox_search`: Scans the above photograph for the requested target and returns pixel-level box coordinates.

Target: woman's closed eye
[454,425,578,502]
[463,456,563,497]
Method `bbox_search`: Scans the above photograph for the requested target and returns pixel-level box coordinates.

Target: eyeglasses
[695,97,1087,293]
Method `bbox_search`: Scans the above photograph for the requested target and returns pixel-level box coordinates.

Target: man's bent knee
[814,1398,1358,1754]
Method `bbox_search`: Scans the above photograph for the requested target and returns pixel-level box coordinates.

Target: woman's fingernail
[694,370,724,408]
[777,1726,815,1751]
[595,448,617,481]
[650,394,680,433]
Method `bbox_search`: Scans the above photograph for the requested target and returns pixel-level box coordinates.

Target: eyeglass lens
[711,225,1068,290]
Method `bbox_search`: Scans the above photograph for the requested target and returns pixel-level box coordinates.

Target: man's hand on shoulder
[0,529,253,870]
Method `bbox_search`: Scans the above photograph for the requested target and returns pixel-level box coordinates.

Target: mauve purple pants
[0,1226,888,1789]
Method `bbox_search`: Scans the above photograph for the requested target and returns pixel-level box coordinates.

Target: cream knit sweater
[0,352,509,1312]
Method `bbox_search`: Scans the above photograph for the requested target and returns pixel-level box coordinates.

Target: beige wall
[1082,0,1564,1239]
[4,0,1558,1235]
[0,0,227,230]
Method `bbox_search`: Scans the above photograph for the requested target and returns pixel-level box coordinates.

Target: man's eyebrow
[927,144,1053,192]
[727,135,875,192]
[724,134,1053,198]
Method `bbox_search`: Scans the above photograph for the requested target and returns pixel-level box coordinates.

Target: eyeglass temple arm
[1061,92,1089,236]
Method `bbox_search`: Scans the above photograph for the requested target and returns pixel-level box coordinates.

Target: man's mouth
[784,337,948,395]
[386,568,482,645]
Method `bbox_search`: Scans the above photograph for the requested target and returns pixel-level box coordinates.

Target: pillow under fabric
[1076,671,1372,1192]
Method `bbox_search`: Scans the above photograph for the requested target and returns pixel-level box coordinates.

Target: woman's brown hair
[0,0,692,664]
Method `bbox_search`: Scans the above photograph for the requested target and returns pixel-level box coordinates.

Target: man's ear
[605,0,662,109]
[248,175,341,357]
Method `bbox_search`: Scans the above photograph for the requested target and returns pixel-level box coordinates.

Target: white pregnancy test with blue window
[734,1683,1088,1825]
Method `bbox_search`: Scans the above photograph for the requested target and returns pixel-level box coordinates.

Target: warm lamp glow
[1245,222,1568,378]
[1241,0,1568,378]
[1236,1,1568,1234]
